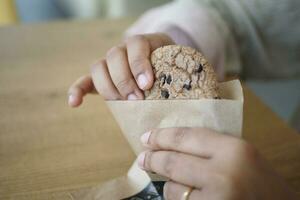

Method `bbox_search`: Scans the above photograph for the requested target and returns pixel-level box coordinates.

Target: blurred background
[0,0,171,25]
[0,0,299,131]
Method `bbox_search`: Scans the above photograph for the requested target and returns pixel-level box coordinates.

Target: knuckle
[115,78,133,93]
[144,151,154,170]
[231,139,256,156]
[172,127,189,147]
[226,139,259,163]
[105,94,122,101]
[126,34,147,45]
[130,57,148,72]
[106,46,124,59]
[164,152,179,179]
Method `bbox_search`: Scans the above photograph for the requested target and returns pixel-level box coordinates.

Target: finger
[126,33,174,90]
[145,33,175,51]
[164,181,202,200]
[138,150,209,189]
[90,59,123,100]
[106,45,144,100]
[68,75,96,107]
[141,127,233,158]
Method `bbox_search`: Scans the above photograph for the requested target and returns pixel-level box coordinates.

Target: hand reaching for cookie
[68,33,174,106]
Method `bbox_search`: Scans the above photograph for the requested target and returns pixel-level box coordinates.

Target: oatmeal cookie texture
[145,45,219,100]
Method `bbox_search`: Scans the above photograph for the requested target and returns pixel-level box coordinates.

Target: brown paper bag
[76,160,151,200]
[106,80,243,154]
[77,80,243,199]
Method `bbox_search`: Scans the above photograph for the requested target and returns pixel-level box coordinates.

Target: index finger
[68,75,96,107]
[126,33,174,90]
[141,127,236,158]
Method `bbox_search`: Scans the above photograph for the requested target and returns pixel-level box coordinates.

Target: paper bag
[77,80,243,199]
[106,80,243,155]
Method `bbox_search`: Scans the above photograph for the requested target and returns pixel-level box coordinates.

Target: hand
[67,33,174,106]
[137,128,297,200]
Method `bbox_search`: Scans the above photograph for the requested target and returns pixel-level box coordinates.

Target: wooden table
[0,19,299,199]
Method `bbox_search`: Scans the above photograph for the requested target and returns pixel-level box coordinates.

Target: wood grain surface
[0,19,299,199]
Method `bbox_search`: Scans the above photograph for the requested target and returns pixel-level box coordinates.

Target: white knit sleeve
[125,0,242,80]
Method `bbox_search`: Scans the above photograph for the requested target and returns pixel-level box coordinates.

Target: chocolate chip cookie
[145,45,219,100]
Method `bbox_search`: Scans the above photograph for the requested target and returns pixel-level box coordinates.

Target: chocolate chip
[196,64,203,73]
[183,80,192,90]
[166,75,172,84]
[161,90,169,99]
[183,83,191,90]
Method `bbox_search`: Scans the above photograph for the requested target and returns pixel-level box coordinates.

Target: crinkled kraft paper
[78,80,244,199]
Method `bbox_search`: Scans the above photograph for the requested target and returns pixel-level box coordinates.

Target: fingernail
[140,131,151,145]
[137,152,146,169]
[127,93,138,100]
[68,94,76,105]
[137,74,148,89]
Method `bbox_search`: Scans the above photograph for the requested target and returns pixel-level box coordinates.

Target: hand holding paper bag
[105,79,296,200]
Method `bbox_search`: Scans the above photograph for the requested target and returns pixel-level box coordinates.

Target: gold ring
[181,186,193,200]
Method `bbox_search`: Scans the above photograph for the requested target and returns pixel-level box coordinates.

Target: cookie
[145,45,219,100]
